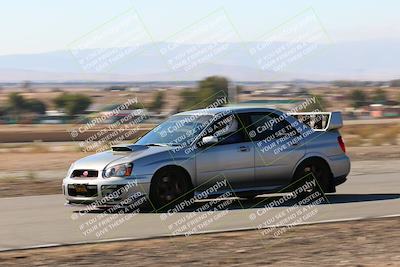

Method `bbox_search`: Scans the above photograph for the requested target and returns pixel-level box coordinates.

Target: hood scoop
[111,144,148,152]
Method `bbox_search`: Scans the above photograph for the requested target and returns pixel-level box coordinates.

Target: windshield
[136,114,213,146]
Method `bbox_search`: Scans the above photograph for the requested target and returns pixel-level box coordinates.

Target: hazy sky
[0,0,398,55]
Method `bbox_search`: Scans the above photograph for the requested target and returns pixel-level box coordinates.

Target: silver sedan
[63,107,350,208]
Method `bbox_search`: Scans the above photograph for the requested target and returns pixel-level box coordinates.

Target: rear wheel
[292,158,333,193]
[149,167,193,209]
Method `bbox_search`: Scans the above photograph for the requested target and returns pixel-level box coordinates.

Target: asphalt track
[0,160,399,251]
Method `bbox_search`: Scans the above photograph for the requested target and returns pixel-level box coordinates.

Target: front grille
[71,169,98,178]
[67,184,98,197]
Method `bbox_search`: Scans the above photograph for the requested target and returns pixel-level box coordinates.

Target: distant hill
[0,41,399,82]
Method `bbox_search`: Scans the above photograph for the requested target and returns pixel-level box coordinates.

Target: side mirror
[202,136,218,146]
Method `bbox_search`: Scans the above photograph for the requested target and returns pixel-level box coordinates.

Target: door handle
[238,146,249,152]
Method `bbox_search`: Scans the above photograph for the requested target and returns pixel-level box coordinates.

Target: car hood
[72,144,174,170]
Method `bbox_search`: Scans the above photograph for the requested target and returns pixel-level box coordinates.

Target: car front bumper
[62,175,151,206]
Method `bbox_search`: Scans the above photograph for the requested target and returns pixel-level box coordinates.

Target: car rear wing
[288,111,343,131]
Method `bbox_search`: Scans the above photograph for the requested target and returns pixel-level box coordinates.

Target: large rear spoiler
[288,111,343,131]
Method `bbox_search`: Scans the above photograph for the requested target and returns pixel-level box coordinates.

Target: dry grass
[342,124,400,146]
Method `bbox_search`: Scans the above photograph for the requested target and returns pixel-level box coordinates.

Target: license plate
[75,184,87,193]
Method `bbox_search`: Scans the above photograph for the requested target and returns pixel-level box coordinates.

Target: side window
[245,112,295,141]
[246,113,275,141]
[203,113,246,145]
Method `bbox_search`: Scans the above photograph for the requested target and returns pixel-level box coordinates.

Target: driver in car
[214,115,242,145]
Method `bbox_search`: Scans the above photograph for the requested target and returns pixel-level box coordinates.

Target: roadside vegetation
[53,93,92,116]
[178,76,229,111]
[349,88,390,108]
[5,92,47,119]
[148,91,165,112]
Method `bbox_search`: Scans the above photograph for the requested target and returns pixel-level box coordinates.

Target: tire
[149,167,193,209]
[292,158,333,193]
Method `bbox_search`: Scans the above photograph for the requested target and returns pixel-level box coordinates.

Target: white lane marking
[1,213,399,253]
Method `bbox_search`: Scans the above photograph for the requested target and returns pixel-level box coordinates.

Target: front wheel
[149,168,193,209]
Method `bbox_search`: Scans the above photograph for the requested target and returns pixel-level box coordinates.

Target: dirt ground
[0,217,399,266]
[0,152,84,172]
[0,179,62,198]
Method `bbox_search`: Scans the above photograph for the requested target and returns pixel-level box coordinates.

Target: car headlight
[103,163,133,178]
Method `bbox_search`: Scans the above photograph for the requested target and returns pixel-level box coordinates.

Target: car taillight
[338,136,346,153]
